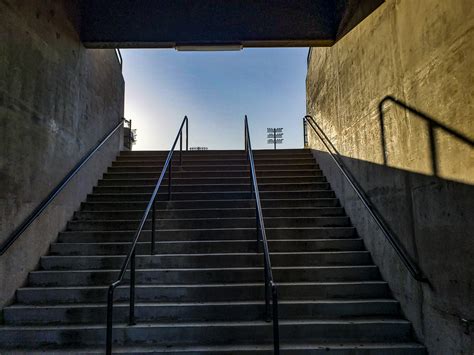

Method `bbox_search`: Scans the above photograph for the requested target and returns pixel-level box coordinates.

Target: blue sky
[122,48,308,150]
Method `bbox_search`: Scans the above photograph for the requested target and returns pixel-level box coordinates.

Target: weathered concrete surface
[0,1,124,307]
[306,0,474,354]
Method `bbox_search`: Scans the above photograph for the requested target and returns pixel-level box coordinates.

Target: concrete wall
[306,0,474,354]
[0,1,125,307]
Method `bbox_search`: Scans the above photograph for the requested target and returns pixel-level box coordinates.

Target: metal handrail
[0,119,125,256]
[115,48,123,70]
[105,116,189,354]
[244,115,280,354]
[303,115,427,282]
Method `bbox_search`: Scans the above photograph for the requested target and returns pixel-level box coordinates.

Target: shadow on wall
[378,96,474,182]
[313,148,474,334]
[308,97,474,348]
[308,95,474,282]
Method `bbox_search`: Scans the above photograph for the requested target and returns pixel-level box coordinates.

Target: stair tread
[42,251,369,258]
[0,318,412,330]
[78,207,340,212]
[90,190,328,194]
[32,265,378,273]
[0,343,426,354]
[70,216,347,222]
[7,298,399,309]
[53,238,362,244]
[20,281,389,291]
[82,197,339,202]
[95,182,326,187]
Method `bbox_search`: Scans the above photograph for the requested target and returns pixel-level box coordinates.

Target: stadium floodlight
[266,128,284,150]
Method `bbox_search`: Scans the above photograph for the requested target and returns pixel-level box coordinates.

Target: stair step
[98,176,327,186]
[57,227,357,243]
[4,299,399,325]
[29,266,381,286]
[86,191,336,202]
[1,343,425,354]
[92,182,330,193]
[112,158,317,166]
[103,169,323,179]
[120,149,309,156]
[108,164,318,173]
[80,198,341,210]
[16,281,392,304]
[66,216,351,231]
[117,151,313,160]
[40,252,372,270]
[50,238,365,255]
[0,319,414,348]
[74,207,345,220]
[27,343,423,355]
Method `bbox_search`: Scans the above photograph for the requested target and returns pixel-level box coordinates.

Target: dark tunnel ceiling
[80,0,384,48]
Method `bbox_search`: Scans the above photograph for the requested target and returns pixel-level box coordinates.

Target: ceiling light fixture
[175,44,243,52]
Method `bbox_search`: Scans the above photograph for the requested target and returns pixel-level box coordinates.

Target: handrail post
[168,159,172,200]
[303,117,308,148]
[264,259,270,322]
[272,284,280,355]
[249,168,253,198]
[106,286,115,355]
[129,119,133,149]
[256,202,260,253]
[129,250,136,325]
[151,200,156,255]
[185,116,189,151]
[179,133,183,166]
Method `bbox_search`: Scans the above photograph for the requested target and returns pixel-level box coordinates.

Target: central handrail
[303,115,427,282]
[244,115,280,354]
[105,116,188,354]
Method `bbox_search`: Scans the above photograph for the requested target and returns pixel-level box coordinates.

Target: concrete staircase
[0,149,425,353]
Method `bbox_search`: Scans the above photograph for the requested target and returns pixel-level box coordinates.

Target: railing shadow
[378,95,474,177]
[303,115,428,282]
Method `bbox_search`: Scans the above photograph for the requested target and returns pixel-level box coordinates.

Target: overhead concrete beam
[79,0,383,48]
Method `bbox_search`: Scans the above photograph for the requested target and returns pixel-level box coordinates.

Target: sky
[122,48,308,150]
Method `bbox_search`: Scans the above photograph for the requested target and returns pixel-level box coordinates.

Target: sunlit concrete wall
[0,1,124,307]
[306,0,474,354]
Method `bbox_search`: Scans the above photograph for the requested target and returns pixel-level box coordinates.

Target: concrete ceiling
[80,0,383,48]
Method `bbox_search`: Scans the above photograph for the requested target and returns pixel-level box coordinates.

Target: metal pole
[244,115,248,153]
[151,200,156,255]
[249,161,253,199]
[303,118,307,147]
[185,117,188,151]
[106,287,115,355]
[274,129,276,150]
[129,250,136,325]
[168,160,172,200]
[272,285,280,355]
[256,202,260,253]
[180,133,183,166]
[245,129,247,153]
[129,119,133,150]
[264,259,270,321]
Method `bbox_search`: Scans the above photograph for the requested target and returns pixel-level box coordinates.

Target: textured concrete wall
[306,0,474,354]
[0,1,124,307]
